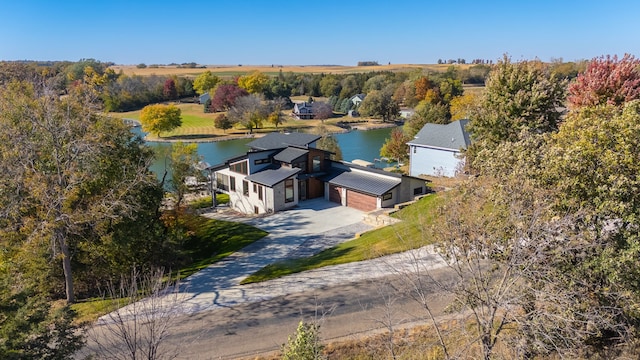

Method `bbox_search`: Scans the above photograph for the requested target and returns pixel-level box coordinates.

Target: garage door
[346,190,377,212]
[329,185,342,204]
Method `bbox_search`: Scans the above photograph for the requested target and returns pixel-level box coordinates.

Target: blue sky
[1,0,638,65]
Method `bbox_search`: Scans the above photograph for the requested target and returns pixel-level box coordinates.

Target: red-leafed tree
[210,84,248,112]
[568,54,640,109]
[163,78,178,100]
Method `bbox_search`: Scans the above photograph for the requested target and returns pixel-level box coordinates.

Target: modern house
[209,132,427,214]
[292,102,315,119]
[407,119,471,177]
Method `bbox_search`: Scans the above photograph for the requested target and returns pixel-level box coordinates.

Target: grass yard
[111,103,346,140]
[241,193,444,284]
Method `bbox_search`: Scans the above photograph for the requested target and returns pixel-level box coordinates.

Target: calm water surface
[132,126,396,177]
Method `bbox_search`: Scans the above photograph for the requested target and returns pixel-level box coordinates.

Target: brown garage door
[346,190,377,212]
[329,185,342,204]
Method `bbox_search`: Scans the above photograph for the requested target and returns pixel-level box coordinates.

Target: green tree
[140,103,182,137]
[314,125,343,161]
[380,128,410,163]
[358,89,399,122]
[319,75,341,97]
[214,113,233,132]
[192,70,221,95]
[404,102,450,137]
[167,142,202,208]
[467,55,566,153]
[0,81,161,303]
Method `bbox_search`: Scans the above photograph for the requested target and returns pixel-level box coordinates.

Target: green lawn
[241,193,443,284]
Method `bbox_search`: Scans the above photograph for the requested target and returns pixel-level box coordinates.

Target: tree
[163,78,177,100]
[214,113,233,132]
[414,76,432,101]
[140,104,182,137]
[166,142,201,208]
[358,89,400,122]
[449,93,478,120]
[314,125,343,161]
[567,54,640,109]
[192,70,220,95]
[380,128,410,163]
[319,75,341,97]
[237,71,270,94]
[404,102,450,137]
[312,101,333,121]
[0,81,161,303]
[467,55,566,156]
[210,83,248,112]
[227,94,268,133]
[281,321,325,360]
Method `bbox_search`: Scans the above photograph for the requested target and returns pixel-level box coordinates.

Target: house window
[312,155,321,172]
[285,179,294,203]
[382,192,393,201]
[414,187,424,195]
[258,185,263,200]
[243,180,249,195]
[216,173,229,191]
[253,183,257,193]
[230,160,248,175]
[413,146,417,154]
[230,176,236,191]
[254,158,270,165]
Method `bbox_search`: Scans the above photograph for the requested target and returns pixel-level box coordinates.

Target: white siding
[409,145,464,177]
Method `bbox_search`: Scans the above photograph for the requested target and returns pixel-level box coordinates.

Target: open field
[110,63,474,78]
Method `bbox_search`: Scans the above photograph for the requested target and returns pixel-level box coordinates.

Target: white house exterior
[210,132,428,214]
[292,102,315,119]
[407,119,471,177]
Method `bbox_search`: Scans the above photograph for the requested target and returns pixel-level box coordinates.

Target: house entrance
[298,179,307,201]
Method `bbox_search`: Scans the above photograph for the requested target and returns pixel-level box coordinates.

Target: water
[131,126,396,177]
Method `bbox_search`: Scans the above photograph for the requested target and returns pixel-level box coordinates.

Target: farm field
[110,63,474,78]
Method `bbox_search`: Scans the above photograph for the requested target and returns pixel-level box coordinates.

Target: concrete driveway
[175,198,373,313]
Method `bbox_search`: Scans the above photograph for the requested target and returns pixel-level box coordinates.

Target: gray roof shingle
[323,169,400,196]
[246,167,301,187]
[407,119,471,151]
[247,132,321,150]
[273,147,308,163]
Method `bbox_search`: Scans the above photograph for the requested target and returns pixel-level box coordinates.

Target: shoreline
[143,121,399,143]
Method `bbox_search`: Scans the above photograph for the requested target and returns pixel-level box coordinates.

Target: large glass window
[230,176,236,191]
[243,180,249,195]
[312,156,321,172]
[285,179,294,203]
[258,185,263,200]
[216,173,229,191]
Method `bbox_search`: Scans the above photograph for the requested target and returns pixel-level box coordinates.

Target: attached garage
[346,189,377,212]
[329,184,342,204]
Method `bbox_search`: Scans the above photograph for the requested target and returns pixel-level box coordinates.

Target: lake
[132,126,396,177]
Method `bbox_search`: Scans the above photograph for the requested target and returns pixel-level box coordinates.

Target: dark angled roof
[247,132,321,150]
[407,119,471,151]
[323,169,401,196]
[206,154,247,172]
[246,167,301,187]
[273,147,308,163]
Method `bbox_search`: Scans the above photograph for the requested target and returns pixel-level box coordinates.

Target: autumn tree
[449,92,478,120]
[210,83,248,112]
[413,76,432,102]
[166,142,202,208]
[238,70,270,94]
[0,81,162,303]
[404,102,450,137]
[567,54,640,109]
[227,94,269,133]
[163,78,177,100]
[319,75,342,97]
[192,70,221,95]
[358,88,400,122]
[140,103,182,137]
[467,55,566,163]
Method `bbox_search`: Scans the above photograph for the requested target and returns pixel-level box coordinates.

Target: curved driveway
[176,198,374,313]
